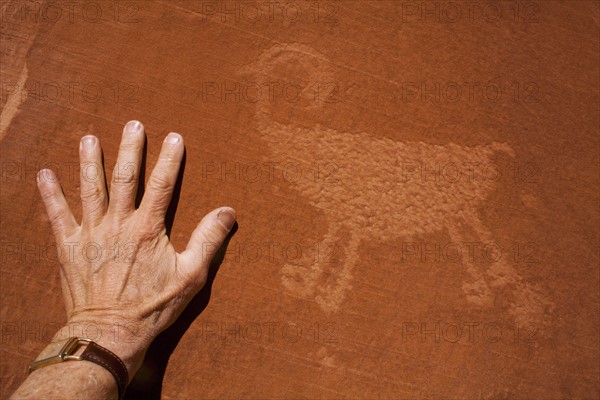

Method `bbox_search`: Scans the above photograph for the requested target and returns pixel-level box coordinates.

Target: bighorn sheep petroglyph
[241,43,552,327]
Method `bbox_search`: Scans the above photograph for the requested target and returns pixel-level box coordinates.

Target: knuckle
[159,153,179,163]
[108,192,135,215]
[108,197,133,216]
[199,226,223,245]
[118,141,141,153]
[80,185,102,202]
[148,174,172,194]
[80,162,103,183]
[40,190,57,202]
[135,218,163,240]
[48,211,66,230]
[112,168,136,185]
[106,216,126,237]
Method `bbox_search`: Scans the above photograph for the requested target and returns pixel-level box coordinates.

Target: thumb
[177,206,236,285]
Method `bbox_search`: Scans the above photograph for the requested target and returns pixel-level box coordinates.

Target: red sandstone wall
[1,1,599,398]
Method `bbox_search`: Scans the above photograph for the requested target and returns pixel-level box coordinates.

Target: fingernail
[80,135,96,150]
[126,120,142,133]
[166,132,181,144]
[37,169,55,183]
[217,208,236,230]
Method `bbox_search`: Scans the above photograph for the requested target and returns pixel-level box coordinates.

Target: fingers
[138,132,184,224]
[37,169,79,242]
[108,120,145,218]
[79,135,107,226]
[177,207,236,285]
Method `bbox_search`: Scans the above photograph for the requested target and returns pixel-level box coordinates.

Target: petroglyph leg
[280,250,322,299]
[448,225,495,308]
[281,223,359,313]
[314,230,361,313]
[452,217,553,328]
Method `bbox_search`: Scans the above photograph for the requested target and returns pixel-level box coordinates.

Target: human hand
[36,120,236,378]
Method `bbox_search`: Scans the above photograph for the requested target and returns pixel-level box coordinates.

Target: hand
[36,120,236,378]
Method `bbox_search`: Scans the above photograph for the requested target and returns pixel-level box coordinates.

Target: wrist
[51,320,150,379]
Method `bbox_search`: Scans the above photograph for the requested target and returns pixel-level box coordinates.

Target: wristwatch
[28,337,128,399]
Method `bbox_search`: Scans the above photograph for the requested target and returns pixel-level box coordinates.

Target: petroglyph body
[242,43,552,327]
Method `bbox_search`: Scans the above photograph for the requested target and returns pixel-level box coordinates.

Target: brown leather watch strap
[81,341,129,399]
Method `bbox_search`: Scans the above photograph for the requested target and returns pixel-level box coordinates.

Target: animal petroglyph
[241,43,552,327]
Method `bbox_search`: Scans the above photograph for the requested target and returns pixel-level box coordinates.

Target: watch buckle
[28,337,93,373]
[61,338,93,361]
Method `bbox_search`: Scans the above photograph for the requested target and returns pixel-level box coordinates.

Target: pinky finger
[37,169,79,242]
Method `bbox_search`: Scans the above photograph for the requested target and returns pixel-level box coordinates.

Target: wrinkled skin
[35,120,236,375]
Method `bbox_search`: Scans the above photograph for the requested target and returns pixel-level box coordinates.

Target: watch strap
[80,341,129,399]
[28,338,128,399]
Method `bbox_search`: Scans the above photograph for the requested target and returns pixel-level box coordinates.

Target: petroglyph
[0,64,28,141]
[241,43,553,327]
